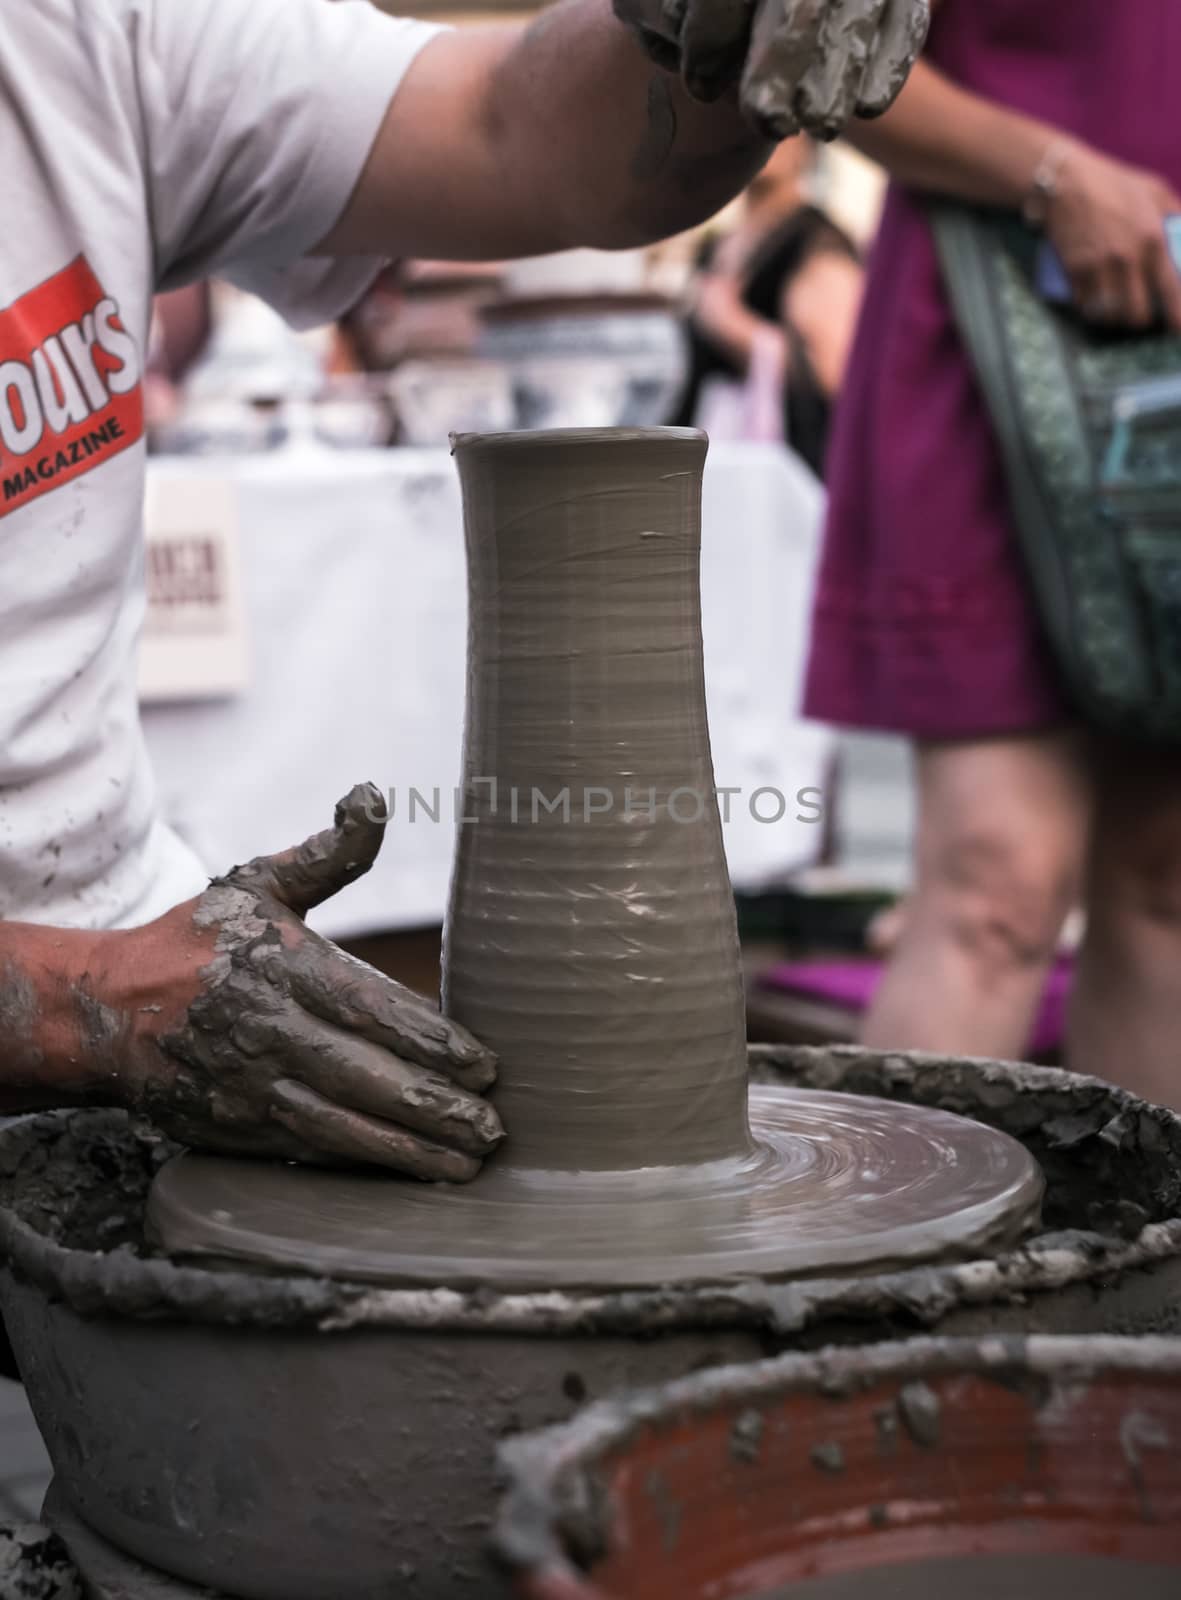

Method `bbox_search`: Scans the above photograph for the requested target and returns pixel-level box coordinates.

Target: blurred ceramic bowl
[312,394,393,450]
[149,396,281,456]
[509,356,629,431]
[480,298,688,429]
[387,358,515,447]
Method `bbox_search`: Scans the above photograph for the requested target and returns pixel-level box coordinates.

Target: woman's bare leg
[1069,739,1181,1109]
[861,732,1089,1058]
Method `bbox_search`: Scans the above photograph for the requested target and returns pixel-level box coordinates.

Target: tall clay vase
[444,428,752,1173]
[146,425,1040,1295]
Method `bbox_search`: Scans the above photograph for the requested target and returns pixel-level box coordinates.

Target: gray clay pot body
[3,1275,762,1600]
[444,428,750,1175]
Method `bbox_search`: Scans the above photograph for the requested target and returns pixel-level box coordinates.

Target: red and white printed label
[0,255,144,520]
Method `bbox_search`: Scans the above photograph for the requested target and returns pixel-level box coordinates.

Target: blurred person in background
[804,0,1181,1106]
[672,139,864,475]
[335,264,408,374]
[143,284,214,437]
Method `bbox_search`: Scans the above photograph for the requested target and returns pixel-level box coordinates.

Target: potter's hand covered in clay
[111,786,503,1181]
[614,0,929,137]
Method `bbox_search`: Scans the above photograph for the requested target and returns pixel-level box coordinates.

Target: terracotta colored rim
[496,1335,1181,1599]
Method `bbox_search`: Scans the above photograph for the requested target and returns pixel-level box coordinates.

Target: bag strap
[928,203,1086,700]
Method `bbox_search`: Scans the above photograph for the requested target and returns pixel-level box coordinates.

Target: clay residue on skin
[619,0,929,135]
[793,0,881,137]
[0,957,47,1081]
[216,781,390,916]
[0,956,128,1107]
[139,784,500,1182]
[740,0,930,140]
[71,983,132,1066]
[857,0,932,116]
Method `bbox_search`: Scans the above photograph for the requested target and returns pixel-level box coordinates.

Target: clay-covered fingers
[741,0,927,140]
[793,0,883,139]
[269,1078,483,1182]
[855,0,930,119]
[270,1008,503,1160]
[279,939,497,1094]
[229,783,389,919]
[740,0,826,139]
[679,0,756,101]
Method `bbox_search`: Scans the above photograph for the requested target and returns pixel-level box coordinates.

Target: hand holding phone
[1031,137,1181,331]
[1037,218,1181,316]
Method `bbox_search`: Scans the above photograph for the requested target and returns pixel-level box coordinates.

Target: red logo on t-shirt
[0,255,144,519]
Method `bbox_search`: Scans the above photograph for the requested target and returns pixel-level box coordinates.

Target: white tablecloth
[142,442,832,939]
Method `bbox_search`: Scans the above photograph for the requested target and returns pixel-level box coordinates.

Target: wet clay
[757,1555,1179,1600]
[147,431,1040,1290]
[147,1087,1041,1289]
[614,0,929,135]
[445,429,748,1174]
[739,0,930,140]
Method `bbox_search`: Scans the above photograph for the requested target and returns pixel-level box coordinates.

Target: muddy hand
[614,0,766,99]
[615,0,928,136]
[741,0,929,138]
[112,785,503,1180]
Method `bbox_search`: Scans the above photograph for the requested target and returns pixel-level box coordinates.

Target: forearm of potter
[845,58,1061,208]
[321,0,771,260]
[0,924,125,1112]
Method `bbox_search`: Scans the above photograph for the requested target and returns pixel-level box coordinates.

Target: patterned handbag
[931,204,1181,741]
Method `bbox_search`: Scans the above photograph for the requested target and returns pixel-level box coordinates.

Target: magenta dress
[803,0,1181,737]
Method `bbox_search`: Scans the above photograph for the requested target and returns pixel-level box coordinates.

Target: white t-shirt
[0,0,438,930]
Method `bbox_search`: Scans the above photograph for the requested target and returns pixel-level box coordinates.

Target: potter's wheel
[147,1087,1042,1290]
